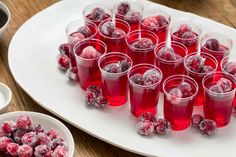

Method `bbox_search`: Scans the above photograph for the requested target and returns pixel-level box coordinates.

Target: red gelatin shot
[74,39,107,90]
[98,19,130,53]
[201,33,233,69]
[83,3,112,26]
[155,41,188,89]
[141,9,170,42]
[126,29,158,65]
[171,21,201,54]
[128,64,163,117]
[66,20,98,74]
[163,75,198,130]
[98,52,132,106]
[114,1,144,31]
[202,72,236,127]
[184,52,218,106]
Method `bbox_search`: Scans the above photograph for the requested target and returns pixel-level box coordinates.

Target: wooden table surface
[0,0,235,156]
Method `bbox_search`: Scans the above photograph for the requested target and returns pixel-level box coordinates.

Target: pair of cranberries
[100,21,126,38]
[104,60,131,73]
[209,78,232,94]
[191,114,217,136]
[142,15,169,30]
[158,47,182,61]
[0,115,67,157]
[136,112,170,136]
[130,68,161,86]
[131,38,154,49]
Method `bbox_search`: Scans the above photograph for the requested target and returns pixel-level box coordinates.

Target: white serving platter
[8,0,236,156]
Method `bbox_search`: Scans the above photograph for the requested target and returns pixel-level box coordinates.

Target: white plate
[0,111,74,157]
[8,0,236,157]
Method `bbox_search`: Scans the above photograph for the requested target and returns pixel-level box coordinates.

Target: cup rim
[0,1,11,32]
[162,74,199,101]
[98,52,133,77]
[127,63,163,88]
[184,52,218,76]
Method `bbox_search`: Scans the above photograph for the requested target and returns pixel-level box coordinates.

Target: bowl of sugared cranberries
[0,112,74,157]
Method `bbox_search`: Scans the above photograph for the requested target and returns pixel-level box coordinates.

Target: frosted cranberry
[86,85,101,97]
[77,26,91,38]
[6,143,19,156]
[17,144,33,157]
[29,124,44,133]
[178,82,192,97]
[224,61,236,76]
[119,60,131,72]
[131,38,154,49]
[181,31,196,39]
[80,46,100,59]
[138,112,156,122]
[1,121,16,136]
[158,47,176,61]
[124,10,140,23]
[13,130,26,144]
[136,120,154,136]
[46,129,59,140]
[143,69,161,85]
[100,21,115,36]
[130,73,144,85]
[34,145,52,157]
[16,115,32,130]
[58,55,71,71]
[94,96,108,108]
[117,2,130,15]
[53,146,67,157]
[142,16,158,30]
[191,114,204,127]
[201,65,214,73]
[89,7,105,21]
[217,78,232,93]
[58,43,69,56]
[204,38,219,51]
[70,32,85,42]
[104,63,120,73]
[176,24,192,37]
[186,55,205,72]
[154,119,170,135]
[0,137,13,151]
[199,119,217,136]
[209,84,223,94]
[156,15,168,27]
[48,138,65,150]
[37,133,51,145]
[85,91,96,106]
[167,88,183,105]
[21,132,38,147]
[111,29,126,38]
[65,66,78,81]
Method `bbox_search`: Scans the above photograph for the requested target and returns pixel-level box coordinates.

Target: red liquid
[115,14,140,31]
[86,13,111,26]
[171,32,199,54]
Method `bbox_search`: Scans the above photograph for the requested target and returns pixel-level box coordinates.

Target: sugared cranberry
[6,143,19,156]
[13,130,26,144]
[181,31,197,46]
[37,132,51,145]
[158,47,176,61]
[136,120,154,136]
[201,65,214,73]
[29,124,44,133]
[1,121,16,136]
[58,43,69,56]
[178,82,192,97]
[16,115,32,130]
[143,69,161,85]
[65,66,78,81]
[204,38,219,51]
[69,32,85,42]
[138,112,156,122]
[117,2,130,15]
[34,145,52,157]
[119,60,131,72]
[130,73,144,85]
[21,132,38,147]
[80,46,100,59]
[111,29,126,38]
[131,38,154,49]
[124,10,140,23]
[186,55,205,72]
[181,31,196,39]
[89,7,105,21]
[94,96,108,108]
[100,21,115,36]
[0,137,13,151]
[48,138,65,150]
[46,128,59,140]
[86,85,101,97]
[104,63,120,73]
[209,84,223,94]
[224,61,236,76]
[167,88,183,105]
[17,144,33,157]
[142,16,158,30]
[77,26,91,38]
[191,114,204,127]
[58,55,71,71]
[217,78,232,93]
[154,119,170,135]
[85,91,96,106]
[199,119,217,136]
[176,24,192,37]
[53,146,67,157]
[156,15,168,27]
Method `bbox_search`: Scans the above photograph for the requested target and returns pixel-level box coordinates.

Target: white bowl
[0,111,75,157]
[0,82,12,113]
[0,1,10,37]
